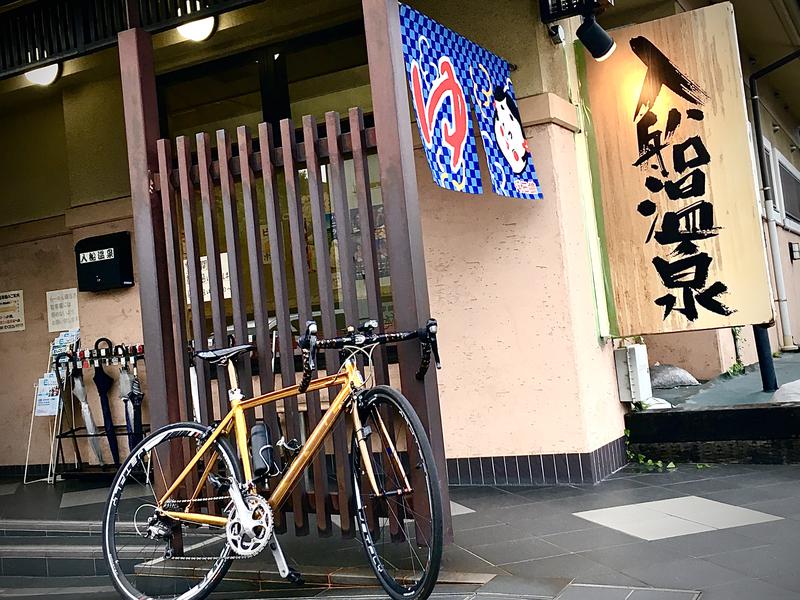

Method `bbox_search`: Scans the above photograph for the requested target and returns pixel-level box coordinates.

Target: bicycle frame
[156,358,401,528]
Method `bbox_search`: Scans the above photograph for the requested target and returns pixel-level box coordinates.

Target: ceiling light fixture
[177,15,216,41]
[176,1,217,42]
[24,63,61,86]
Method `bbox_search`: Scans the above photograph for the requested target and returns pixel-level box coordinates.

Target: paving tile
[742,498,800,519]
[502,553,610,580]
[764,572,800,595]
[451,509,506,532]
[647,528,767,558]
[511,513,602,537]
[542,526,641,552]
[574,504,714,541]
[626,590,699,599]
[469,536,566,566]
[701,485,800,506]
[703,545,798,579]
[700,577,800,599]
[660,476,745,495]
[643,496,782,529]
[570,567,649,588]
[579,542,685,572]
[556,584,632,599]
[0,483,20,497]
[477,573,571,598]
[620,557,747,590]
[730,516,800,546]
[455,524,536,547]
[449,501,475,516]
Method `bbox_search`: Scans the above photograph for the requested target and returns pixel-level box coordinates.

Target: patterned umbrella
[72,370,105,465]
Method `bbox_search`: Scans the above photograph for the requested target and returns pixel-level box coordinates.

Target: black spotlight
[577,15,616,61]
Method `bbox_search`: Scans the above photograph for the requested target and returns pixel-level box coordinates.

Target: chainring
[225,494,273,558]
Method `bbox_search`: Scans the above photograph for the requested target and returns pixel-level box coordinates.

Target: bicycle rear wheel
[102,422,242,600]
[351,385,443,600]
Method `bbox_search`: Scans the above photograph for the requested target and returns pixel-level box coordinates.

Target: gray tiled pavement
[2,462,800,598]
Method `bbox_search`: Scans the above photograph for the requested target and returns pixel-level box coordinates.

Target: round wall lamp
[24,63,61,86]
[177,15,216,41]
[577,14,616,61]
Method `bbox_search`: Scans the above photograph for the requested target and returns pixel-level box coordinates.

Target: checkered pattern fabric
[399,3,542,200]
[466,43,544,200]
[399,3,482,195]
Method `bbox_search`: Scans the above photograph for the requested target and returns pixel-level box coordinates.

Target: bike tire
[351,385,443,600]
[102,421,243,600]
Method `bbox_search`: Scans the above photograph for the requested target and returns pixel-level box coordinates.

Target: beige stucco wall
[414,1,625,457]
[0,234,76,466]
[0,95,70,227]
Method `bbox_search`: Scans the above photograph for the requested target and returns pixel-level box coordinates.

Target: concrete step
[0,576,118,600]
[0,520,496,588]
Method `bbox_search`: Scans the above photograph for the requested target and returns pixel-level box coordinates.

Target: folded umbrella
[128,362,145,448]
[72,370,105,465]
[118,366,136,452]
[93,363,120,466]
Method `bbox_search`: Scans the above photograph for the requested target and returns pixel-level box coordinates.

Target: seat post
[225,359,241,399]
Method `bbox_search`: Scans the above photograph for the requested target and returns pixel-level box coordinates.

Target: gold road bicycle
[102,318,443,600]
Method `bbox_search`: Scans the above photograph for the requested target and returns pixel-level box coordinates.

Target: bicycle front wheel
[102,422,242,600]
[351,385,443,600]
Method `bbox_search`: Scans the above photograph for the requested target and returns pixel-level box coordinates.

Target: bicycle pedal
[285,568,304,586]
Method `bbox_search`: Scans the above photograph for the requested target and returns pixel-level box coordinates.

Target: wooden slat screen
[155,112,382,536]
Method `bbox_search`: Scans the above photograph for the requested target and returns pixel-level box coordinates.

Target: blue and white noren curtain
[398,3,482,194]
[398,3,543,200]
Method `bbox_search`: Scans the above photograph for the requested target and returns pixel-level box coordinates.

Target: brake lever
[427,319,442,370]
[299,320,318,371]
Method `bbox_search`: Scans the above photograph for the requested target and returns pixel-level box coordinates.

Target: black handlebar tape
[416,343,432,381]
[298,350,313,394]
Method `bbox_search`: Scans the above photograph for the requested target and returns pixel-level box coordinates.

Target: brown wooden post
[362,0,452,540]
[118,28,181,436]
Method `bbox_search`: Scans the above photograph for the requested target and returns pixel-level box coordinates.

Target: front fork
[351,395,412,497]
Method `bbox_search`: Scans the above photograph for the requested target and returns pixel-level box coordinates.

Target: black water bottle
[250,423,273,478]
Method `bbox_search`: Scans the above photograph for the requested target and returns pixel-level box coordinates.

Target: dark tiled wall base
[447,436,627,486]
[0,463,48,477]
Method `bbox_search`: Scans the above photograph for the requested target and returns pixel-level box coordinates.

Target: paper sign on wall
[0,290,25,332]
[398,4,542,199]
[47,288,80,332]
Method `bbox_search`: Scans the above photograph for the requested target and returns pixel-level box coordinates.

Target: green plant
[624,429,676,472]
[726,361,745,376]
[773,351,782,359]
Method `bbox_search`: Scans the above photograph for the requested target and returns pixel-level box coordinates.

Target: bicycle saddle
[194,344,255,365]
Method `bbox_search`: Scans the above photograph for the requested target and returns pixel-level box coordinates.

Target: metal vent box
[75,231,135,292]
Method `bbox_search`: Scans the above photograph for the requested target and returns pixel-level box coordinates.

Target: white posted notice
[47,288,80,332]
[0,290,25,332]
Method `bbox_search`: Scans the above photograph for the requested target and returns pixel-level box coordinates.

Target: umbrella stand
[51,340,147,477]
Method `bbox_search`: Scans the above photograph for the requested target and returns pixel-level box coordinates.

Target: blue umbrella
[93,339,119,465]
